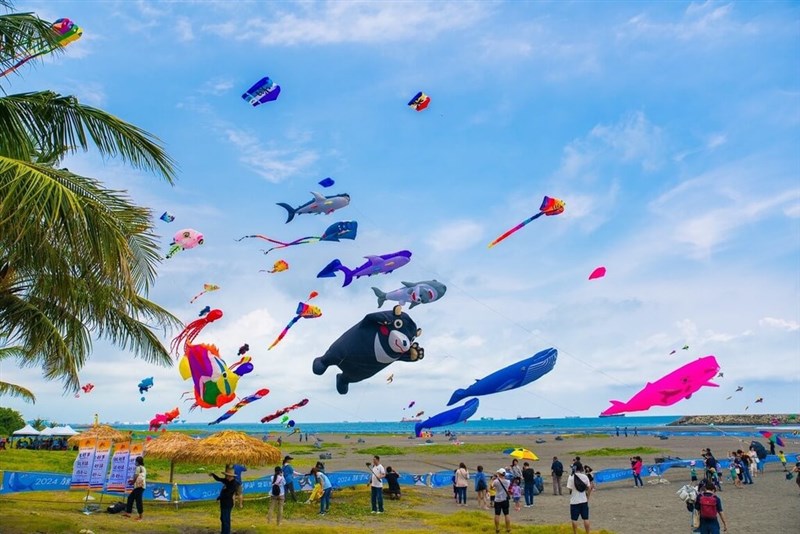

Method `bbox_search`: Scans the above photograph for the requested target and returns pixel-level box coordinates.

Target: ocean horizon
[75,415,683,435]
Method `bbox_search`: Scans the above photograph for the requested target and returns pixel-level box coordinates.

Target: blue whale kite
[415,398,479,437]
[447,348,558,406]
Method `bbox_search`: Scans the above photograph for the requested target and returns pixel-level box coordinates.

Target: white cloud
[223,127,318,183]
[425,220,484,252]
[203,1,487,46]
[176,17,195,42]
[200,78,234,96]
[619,2,757,43]
[759,317,800,332]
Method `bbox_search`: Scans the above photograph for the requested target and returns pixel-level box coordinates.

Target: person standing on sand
[455,462,469,506]
[567,462,591,534]
[551,456,564,495]
[632,456,643,487]
[123,456,146,521]
[369,455,386,513]
[210,467,240,534]
[694,480,728,533]
[475,465,489,509]
[492,468,512,534]
[522,462,535,507]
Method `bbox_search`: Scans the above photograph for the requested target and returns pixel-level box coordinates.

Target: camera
[366,462,372,467]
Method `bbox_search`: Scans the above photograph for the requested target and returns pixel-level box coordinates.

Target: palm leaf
[0,380,36,403]
[0,12,65,76]
[0,92,176,181]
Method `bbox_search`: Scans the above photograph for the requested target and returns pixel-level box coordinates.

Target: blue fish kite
[447,348,558,406]
[138,377,154,395]
[242,76,281,107]
[276,192,351,223]
[415,398,479,437]
[236,221,358,256]
[317,250,412,287]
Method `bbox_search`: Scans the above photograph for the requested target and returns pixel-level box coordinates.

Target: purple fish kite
[317,251,412,287]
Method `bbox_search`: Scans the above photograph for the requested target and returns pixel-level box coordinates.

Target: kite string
[348,205,626,388]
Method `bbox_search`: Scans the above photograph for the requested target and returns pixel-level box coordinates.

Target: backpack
[271,475,281,497]
[698,494,717,519]
[572,474,587,493]
[106,502,125,514]
[476,478,487,492]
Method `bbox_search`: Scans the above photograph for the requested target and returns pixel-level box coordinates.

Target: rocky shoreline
[668,414,795,426]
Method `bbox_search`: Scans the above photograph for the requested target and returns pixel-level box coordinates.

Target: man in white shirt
[369,455,386,513]
[566,462,592,534]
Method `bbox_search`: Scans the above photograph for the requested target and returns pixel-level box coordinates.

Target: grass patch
[409,442,522,455]
[355,445,406,456]
[419,510,616,533]
[568,447,663,457]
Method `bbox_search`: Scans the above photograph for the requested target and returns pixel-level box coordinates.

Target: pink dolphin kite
[600,355,720,416]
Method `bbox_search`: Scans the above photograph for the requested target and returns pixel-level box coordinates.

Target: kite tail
[317,259,353,286]
[372,287,387,307]
[447,388,468,406]
[170,309,224,356]
[276,202,297,223]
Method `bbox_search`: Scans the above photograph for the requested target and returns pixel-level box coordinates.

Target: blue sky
[3,1,799,425]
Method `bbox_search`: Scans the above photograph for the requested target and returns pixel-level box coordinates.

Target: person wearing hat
[210,466,241,534]
[282,455,297,502]
[491,468,512,534]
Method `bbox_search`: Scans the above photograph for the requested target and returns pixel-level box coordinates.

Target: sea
[97,415,681,436]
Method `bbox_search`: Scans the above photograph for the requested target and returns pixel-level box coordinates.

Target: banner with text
[69,438,96,490]
[89,439,112,490]
[124,442,144,493]
[106,441,130,493]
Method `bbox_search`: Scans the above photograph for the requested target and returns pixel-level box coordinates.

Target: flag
[106,442,131,493]
[89,439,112,490]
[70,438,96,490]
[125,442,144,493]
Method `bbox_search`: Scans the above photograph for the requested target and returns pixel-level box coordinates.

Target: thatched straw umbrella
[173,430,281,469]
[67,424,129,446]
[142,432,200,484]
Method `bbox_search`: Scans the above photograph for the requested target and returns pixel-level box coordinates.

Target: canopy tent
[12,424,40,436]
[40,426,78,437]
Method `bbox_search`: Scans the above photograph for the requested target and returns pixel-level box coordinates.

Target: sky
[2,0,799,426]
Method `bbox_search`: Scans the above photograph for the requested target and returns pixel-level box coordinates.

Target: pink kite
[588,267,606,280]
[600,356,720,416]
[149,407,180,431]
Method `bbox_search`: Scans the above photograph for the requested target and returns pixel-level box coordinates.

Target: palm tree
[0,3,182,395]
[0,346,35,403]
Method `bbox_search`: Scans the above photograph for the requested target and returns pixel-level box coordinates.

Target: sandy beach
[192,429,800,533]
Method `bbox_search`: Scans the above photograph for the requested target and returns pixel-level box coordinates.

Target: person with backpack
[522,462,536,507]
[567,462,591,534]
[491,468,512,534]
[693,480,728,533]
[551,456,564,495]
[123,456,146,521]
[267,466,285,526]
[210,467,241,534]
[475,465,489,509]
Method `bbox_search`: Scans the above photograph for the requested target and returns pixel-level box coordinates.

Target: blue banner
[2,452,796,500]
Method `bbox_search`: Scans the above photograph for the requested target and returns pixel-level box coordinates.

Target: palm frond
[0,380,36,403]
[0,92,176,181]
[0,13,65,75]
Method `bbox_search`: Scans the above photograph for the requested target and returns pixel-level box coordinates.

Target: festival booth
[10,424,40,449]
[38,426,79,450]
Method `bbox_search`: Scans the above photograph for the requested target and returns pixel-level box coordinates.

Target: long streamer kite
[236,221,357,256]
[488,196,565,248]
[208,388,270,425]
[1,18,83,78]
[260,398,309,423]
[268,292,321,350]
[189,283,220,304]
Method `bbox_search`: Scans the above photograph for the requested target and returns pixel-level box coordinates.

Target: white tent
[43,426,78,436]
[12,424,40,436]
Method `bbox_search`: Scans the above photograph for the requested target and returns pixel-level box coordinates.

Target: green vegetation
[568,447,663,457]
[356,445,407,456]
[0,407,24,436]
[0,487,616,533]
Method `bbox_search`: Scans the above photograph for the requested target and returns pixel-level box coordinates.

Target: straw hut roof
[143,432,199,461]
[173,430,280,467]
[67,424,129,446]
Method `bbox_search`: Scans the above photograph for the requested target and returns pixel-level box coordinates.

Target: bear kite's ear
[416,328,422,338]
[393,305,402,317]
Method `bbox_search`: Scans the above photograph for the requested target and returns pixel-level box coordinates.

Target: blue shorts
[570,502,589,521]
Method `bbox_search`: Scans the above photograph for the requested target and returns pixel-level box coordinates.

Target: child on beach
[489,480,497,505]
[690,461,698,483]
[511,477,522,511]
[475,465,488,509]
[779,451,787,471]
[385,466,401,500]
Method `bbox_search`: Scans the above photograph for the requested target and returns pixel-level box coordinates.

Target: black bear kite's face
[373,305,423,364]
